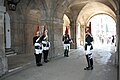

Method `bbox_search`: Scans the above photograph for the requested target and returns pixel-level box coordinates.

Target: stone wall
[5,0,66,59]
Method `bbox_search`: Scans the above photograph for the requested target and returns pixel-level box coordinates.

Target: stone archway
[0,0,119,77]
[77,1,116,46]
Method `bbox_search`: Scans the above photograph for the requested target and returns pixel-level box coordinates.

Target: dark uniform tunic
[62,34,71,57]
[62,34,71,50]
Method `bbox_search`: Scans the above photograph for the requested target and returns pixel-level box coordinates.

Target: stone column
[118,8,120,80]
[46,19,55,58]
[52,19,64,58]
[41,18,64,58]
[115,15,119,62]
[70,20,77,49]
[113,1,120,79]
[0,6,8,77]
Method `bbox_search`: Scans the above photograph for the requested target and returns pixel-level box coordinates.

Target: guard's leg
[89,54,93,70]
[44,50,49,63]
[84,54,91,70]
[65,44,69,57]
[34,53,39,66]
[43,50,47,62]
[38,54,43,66]
[66,46,69,57]
[86,53,93,70]
[64,44,67,57]
[35,54,42,66]
[89,53,93,70]
[90,58,93,70]
[66,49,69,57]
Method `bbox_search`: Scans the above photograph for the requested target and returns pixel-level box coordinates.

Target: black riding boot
[64,49,69,57]
[90,58,93,70]
[89,53,93,70]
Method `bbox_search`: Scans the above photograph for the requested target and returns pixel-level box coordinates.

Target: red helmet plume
[88,22,91,34]
[43,24,47,35]
[35,25,39,35]
[65,26,69,34]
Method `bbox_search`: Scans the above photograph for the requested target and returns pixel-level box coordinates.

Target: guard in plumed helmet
[41,24,50,63]
[33,30,43,66]
[84,31,94,70]
[62,26,72,57]
[42,36,50,63]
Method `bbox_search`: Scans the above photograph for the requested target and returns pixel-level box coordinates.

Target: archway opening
[63,14,71,35]
[87,14,116,47]
[85,14,117,65]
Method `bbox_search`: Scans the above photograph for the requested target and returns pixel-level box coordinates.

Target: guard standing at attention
[84,31,94,70]
[62,26,72,57]
[41,24,50,63]
[33,31,43,66]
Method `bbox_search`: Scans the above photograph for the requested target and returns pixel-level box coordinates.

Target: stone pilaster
[0,6,8,77]
[70,20,77,49]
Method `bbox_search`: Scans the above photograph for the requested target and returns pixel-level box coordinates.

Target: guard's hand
[62,42,64,45]
[69,40,73,43]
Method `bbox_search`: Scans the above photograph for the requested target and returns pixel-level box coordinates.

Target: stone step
[5,48,17,57]
[5,48,13,52]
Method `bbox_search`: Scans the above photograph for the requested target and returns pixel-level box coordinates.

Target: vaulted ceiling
[62,0,117,25]
[5,0,118,25]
